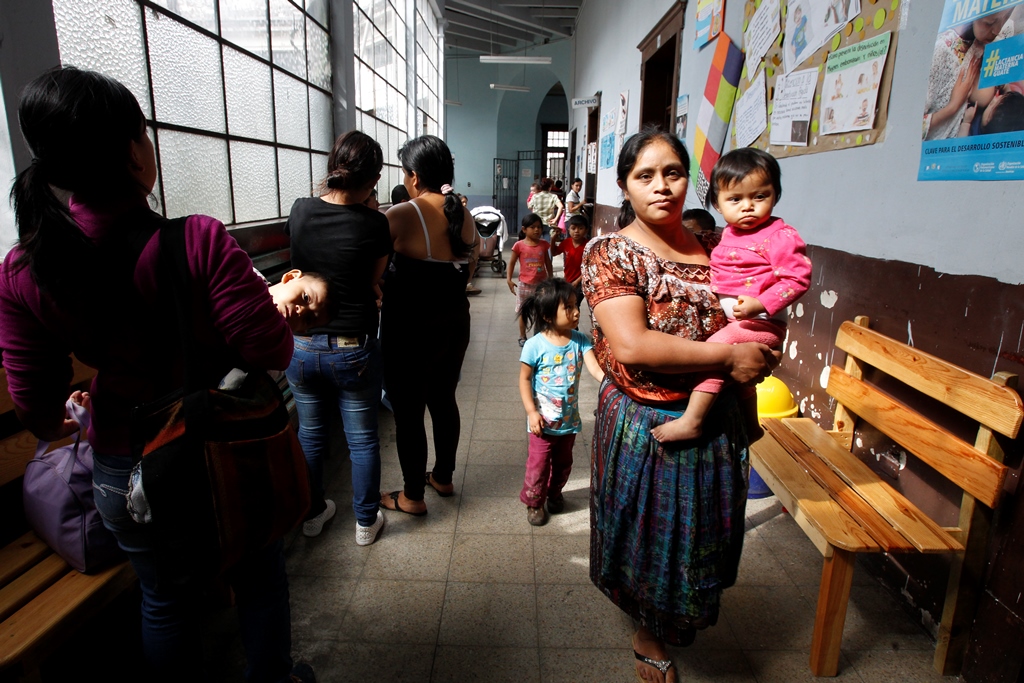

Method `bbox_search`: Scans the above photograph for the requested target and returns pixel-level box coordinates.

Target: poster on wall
[919,0,1024,180]
[695,0,725,50]
[599,109,617,170]
[769,68,817,146]
[692,33,745,204]
[743,0,780,81]
[783,0,861,74]
[617,91,629,152]
[587,142,598,173]
[819,32,890,135]
[735,69,768,148]
[676,94,690,138]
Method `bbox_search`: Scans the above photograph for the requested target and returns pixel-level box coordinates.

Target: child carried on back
[652,148,811,443]
[517,279,604,526]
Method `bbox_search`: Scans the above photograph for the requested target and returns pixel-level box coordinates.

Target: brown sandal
[425,472,454,497]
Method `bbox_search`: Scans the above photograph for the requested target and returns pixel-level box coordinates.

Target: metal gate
[492,158,519,231]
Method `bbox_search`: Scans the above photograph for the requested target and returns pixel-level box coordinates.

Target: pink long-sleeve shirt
[0,198,293,455]
[710,217,812,317]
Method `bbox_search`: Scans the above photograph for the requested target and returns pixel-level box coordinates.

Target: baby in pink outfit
[652,148,811,443]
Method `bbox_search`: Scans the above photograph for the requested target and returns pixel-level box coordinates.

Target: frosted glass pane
[147,9,225,132]
[150,0,217,31]
[306,21,331,90]
[306,0,329,28]
[220,0,270,58]
[224,48,274,141]
[278,148,312,208]
[158,130,232,222]
[147,127,164,216]
[274,72,309,147]
[270,0,306,79]
[230,142,279,222]
[389,126,400,166]
[52,0,151,118]
[359,63,375,112]
[312,153,329,188]
[309,88,333,153]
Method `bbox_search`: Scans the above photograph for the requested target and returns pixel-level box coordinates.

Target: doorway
[638,4,684,130]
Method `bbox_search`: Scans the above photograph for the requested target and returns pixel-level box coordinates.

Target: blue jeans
[286,334,382,526]
[92,453,293,683]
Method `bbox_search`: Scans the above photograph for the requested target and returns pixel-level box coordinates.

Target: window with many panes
[544,128,568,181]
[51,0,333,225]
[354,0,443,202]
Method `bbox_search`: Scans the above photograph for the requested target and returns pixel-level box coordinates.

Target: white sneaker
[302,499,336,537]
[355,509,385,546]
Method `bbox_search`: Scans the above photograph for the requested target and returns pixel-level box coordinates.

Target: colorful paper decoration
[692,33,745,205]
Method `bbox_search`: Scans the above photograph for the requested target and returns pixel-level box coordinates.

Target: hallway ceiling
[443,0,578,53]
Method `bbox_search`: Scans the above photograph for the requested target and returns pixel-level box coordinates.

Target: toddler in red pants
[652,147,811,444]
[517,279,604,526]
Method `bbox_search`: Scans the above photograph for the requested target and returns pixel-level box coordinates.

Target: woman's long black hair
[396,135,473,257]
[615,126,690,229]
[11,67,148,300]
[323,130,383,192]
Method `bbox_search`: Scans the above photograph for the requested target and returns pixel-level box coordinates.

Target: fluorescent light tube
[490,84,530,92]
[444,99,463,106]
[480,55,552,65]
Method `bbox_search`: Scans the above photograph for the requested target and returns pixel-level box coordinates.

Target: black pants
[382,310,470,501]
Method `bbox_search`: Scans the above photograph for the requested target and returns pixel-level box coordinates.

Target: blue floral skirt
[590,379,749,645]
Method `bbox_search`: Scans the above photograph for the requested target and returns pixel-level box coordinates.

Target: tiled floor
[245,261,956,682]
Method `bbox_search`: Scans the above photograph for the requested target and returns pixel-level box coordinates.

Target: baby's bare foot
[651,418,702,443]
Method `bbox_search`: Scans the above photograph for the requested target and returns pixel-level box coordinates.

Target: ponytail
[617,199,635,229]
[442,192,473,258]
[10,161,94,298]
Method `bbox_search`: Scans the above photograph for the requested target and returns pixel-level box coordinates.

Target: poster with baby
[919,0,1024,180]
[783,0,862,73]
[819,32,891,135]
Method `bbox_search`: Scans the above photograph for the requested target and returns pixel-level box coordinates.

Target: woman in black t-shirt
[285,131,392,545]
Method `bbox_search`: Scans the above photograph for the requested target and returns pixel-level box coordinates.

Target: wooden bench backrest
[0,360,96,488]
[827,317,1022,510]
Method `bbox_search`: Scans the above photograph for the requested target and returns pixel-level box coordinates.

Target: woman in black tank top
[380,136,478,516]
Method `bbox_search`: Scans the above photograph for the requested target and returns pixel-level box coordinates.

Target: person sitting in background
[682,207,717,234]
[391,184,411,204]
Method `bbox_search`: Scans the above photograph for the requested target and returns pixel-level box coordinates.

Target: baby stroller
[470,205,508,276]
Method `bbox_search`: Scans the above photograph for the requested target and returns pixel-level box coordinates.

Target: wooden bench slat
[835,322,1024,438]
[828,368,1008,509]
[785,418,964,553]
[750,433,879,555]
[0,561,136,671]
[0,554,68,623]
[0,534,52,590]
[762,420,916,552]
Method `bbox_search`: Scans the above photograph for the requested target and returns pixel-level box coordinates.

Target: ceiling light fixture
[444,99,463,106]
[490,83,530,92]
[479,55,552,65]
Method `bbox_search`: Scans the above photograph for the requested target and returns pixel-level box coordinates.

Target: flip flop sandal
[382,490,427,516]
[425,472,454,497]
[632,640,674,683]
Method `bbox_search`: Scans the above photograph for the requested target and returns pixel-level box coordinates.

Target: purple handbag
[23,398,122,573]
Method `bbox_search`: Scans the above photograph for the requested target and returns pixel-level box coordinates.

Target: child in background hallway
[682,207,717,234]
[507,213,552,346]
[518,279,604,526]
[549,214,591,306]
[652,147,811,443]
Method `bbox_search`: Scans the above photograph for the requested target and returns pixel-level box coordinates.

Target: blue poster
[920,0,1024,180]
[599,132,616,169]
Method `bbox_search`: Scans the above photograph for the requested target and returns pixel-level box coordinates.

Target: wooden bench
[0,360,136,683]
[749,316,1022,677]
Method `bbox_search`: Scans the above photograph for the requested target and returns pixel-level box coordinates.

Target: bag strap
[34,398,93,483]
[157,218,198,393]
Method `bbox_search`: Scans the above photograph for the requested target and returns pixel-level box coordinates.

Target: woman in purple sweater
[0,68,311,683]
